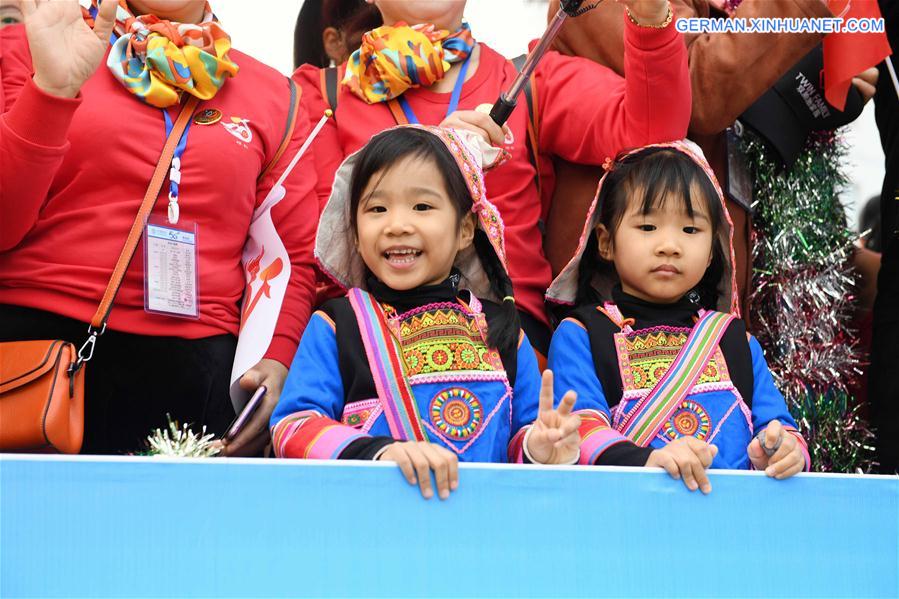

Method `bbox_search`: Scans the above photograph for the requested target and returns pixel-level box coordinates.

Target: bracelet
[626,2,673,28]
[522,426,581,465]
[372,444,392,461]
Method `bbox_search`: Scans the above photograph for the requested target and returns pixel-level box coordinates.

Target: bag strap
[258,78,301,182]
[348,288,429,443]
[616,309,735,447]
[72,96,200,373]
[319,65,341,121]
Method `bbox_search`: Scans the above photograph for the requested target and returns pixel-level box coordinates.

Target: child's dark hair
[577,147,727,309]
[349,128,521,356]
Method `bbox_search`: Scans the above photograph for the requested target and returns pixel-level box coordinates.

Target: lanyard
[396,51,472,125]
[163,107,193,225]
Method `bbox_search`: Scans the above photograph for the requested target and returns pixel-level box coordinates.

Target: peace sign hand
[525,370,582,465]
[19,0,118,98]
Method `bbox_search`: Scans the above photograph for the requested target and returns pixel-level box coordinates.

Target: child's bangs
[628,151,714,220]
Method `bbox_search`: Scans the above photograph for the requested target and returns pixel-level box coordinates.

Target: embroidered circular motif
[454,343,479,369]
[425,344,453,372]
[662,400,710,441]
[430,388,483,440]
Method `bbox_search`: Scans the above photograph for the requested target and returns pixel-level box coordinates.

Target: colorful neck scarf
[342,21,475,104]
[90,0,238,108]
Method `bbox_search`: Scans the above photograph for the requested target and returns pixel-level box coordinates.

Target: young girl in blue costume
[546,141,810,494]
[272,126,582,500]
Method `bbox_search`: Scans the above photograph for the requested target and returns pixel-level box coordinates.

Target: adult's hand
[19,0,117,98]
[440,109,509,147]
[852,67,879,104]
[219,358,288,457]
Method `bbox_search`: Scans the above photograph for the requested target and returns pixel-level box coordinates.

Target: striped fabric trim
[507,426,530,463]
[619,310,735,447]
[272,411,366,459]
[576,409,629,465]
[348,288,429,442]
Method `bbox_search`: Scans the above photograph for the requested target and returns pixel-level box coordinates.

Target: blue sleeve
[548,319,612,419]
[511,331,542,434]
[270,312,345,428]
[748,335,798,431]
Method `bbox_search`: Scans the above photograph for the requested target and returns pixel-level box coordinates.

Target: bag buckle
[69,324,105,377]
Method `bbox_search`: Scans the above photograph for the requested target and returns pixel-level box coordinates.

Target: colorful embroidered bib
[348,288,509,450]
[600,303,735,446]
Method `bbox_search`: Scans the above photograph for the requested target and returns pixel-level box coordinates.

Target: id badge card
[143,216,200,319]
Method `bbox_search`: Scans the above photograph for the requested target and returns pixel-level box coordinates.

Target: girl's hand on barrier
[646,437,718,494]
[440,110,511,147]
[525,370,582,465]
[747,419,805,479]
[378,441,459,500]
[18,0,117,98]
[617,0,670,26]
[219,358,288,457]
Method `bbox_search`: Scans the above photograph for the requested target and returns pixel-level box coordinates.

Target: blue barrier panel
[1,455,897,598]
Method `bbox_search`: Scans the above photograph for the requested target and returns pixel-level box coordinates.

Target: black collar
[367,270,461,313]
[611,285,700,329]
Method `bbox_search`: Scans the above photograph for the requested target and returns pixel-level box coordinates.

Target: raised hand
[525,370,582,465]
[19,0,118,98]
[747,419,806,479]
[646,436,718,494]
[616,0,671,25]
[440,108,512,147]
[378,441,459,500]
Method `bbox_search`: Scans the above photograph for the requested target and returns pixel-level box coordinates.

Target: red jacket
[294,14,691,325]
[0,25,318,366]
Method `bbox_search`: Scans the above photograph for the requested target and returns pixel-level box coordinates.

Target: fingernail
[439,490,449,500]
[424,490,433,499]
[451,481,459,490]
[765,467,775,476]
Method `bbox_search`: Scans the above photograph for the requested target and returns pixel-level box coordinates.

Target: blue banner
[1,455,897,598]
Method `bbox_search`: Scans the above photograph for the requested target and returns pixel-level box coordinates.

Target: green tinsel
[740,131,875,473]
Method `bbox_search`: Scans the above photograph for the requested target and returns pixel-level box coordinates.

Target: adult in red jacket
[0,0,319,455]
[293,0,691,362]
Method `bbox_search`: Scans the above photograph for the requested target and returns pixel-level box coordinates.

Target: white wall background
[213,0,887,228]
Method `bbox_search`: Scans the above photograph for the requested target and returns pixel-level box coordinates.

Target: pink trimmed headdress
[315,125,511,302]
[545,140,741,316]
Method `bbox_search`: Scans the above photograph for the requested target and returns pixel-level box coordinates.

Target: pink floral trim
[341,398,383,433]
[612,400,630,430]
[410,372,508,386]
[707,396,750,443]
